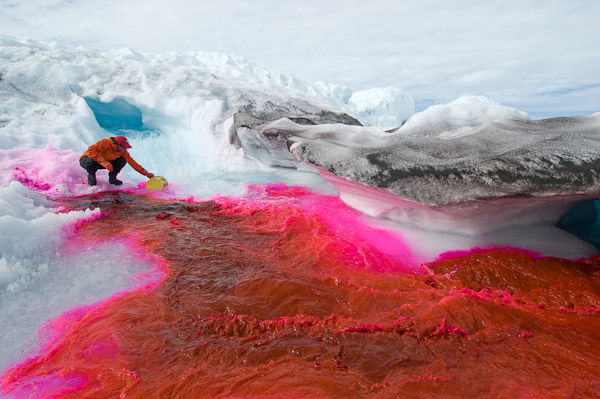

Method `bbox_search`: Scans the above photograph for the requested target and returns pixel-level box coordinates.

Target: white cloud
[0,0,598,117]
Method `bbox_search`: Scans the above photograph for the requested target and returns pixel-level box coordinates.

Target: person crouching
[79,135,154,186]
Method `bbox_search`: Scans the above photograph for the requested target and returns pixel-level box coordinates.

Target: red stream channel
[2,184,600,398]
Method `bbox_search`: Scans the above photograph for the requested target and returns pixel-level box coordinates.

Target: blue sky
[1,0,598,118]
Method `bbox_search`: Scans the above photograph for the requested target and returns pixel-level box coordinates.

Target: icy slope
[0,36,417,197]
[239,97,600,233]
[293,113,600,205]
[0,36,409,152]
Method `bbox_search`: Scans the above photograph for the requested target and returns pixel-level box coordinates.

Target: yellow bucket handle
[154,176,168,185]
[146,175,168,190]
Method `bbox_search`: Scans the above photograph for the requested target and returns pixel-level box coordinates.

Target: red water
[2,185,600,398]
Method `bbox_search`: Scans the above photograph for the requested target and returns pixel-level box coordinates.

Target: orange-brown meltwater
[2,185,600,398]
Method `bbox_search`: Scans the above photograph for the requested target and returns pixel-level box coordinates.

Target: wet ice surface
[0,241,162,371]
[291,114,600,205]
[0,184,164,372]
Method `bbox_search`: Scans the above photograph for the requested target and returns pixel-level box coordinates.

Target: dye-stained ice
[0,182,165,370]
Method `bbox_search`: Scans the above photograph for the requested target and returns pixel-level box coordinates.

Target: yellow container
[146,176,168,190]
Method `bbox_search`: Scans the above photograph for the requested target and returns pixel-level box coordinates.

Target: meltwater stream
[1,37,600,398]
[2,185,600,398]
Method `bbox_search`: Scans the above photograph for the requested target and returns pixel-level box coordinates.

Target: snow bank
[0,181,98,291]
[0,181,165,370]
[0,36,416,199]
[399,95,530,136]
[0,36,410,154]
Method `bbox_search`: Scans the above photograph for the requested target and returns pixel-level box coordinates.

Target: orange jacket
[80,137,150,176]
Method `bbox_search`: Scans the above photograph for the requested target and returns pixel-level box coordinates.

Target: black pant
[79,156,126,178]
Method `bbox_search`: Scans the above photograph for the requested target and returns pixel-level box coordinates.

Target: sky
[1,0,599,118]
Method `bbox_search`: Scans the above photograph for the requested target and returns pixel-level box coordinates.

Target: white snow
[0,181,165,370]
[0,36,414,196]
[0,181,95,263]
[399,95,531,136]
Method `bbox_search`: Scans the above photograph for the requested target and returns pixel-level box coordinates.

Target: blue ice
[84,97,143,132]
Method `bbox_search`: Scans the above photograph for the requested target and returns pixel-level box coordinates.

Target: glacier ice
[237,100,600,233]
[83,97,144,132]
[1,36,599,239]
[292,114,600,205]
[3,34,600,385]
[1,35,600,374]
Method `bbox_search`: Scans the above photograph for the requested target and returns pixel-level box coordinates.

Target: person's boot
[87,173,97,186]
[108,173,122,185]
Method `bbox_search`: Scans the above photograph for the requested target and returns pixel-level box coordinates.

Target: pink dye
[13,167,52,191]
